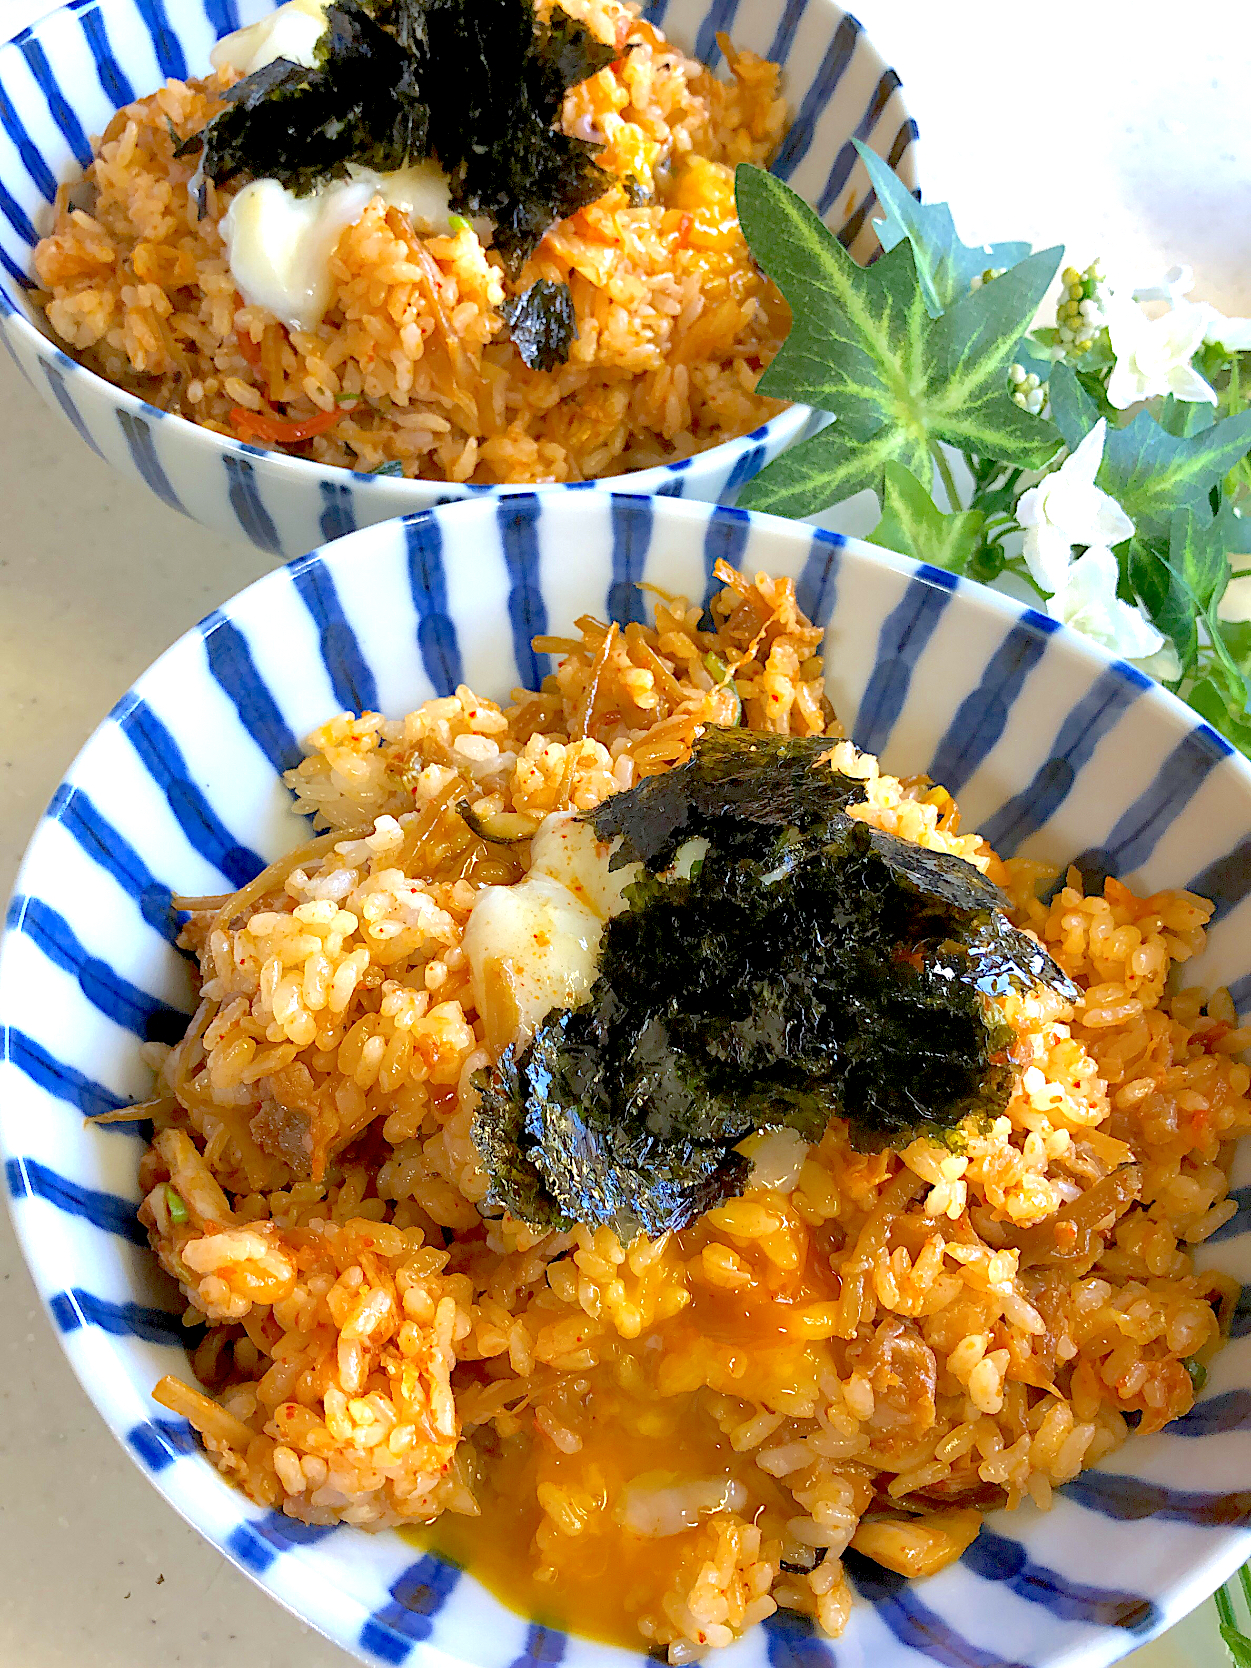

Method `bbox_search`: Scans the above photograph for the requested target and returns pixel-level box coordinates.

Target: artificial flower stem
[1216,1577,1251,1668]
[1216,1582,1237,1631]
[931,445,962,513]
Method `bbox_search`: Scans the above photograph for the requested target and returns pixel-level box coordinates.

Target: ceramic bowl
[6,496,1251,1668]
[0,0,915,558]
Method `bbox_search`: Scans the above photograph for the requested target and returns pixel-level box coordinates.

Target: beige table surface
[1,2,1249,1664]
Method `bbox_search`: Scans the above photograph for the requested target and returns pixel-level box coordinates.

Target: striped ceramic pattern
[0,0,916,556]
[4,494,1251,1668]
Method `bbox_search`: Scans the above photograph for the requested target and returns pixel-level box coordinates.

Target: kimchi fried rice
[131,561,1250,1656]
[31,0,790,484]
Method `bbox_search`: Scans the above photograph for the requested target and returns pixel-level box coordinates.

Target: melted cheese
[210,0,331,78]
[463,812,637,1050]
[221,177,371,330]
[220,161,454,331]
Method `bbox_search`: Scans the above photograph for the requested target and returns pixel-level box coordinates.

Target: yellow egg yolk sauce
[403,1183,866,1649]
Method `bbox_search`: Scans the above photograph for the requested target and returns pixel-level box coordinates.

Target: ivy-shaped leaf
[1205,589,1251,730]
[854,140,1031,317]
[1191,669,1251,756]
[734,166,1063,518]
[1098,405,1251,542]
[1128,539,1196,666]
[868,461,986,573]
[1128,499,1241,677]
[1158,395,1216,438]
[1171,499,1238,611]
[1014,335,1060,384]
[1048,363,1100,451]
[734,422,919,519]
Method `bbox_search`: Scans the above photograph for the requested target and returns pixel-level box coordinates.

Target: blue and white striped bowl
[4,493,1251,1668]
[0,0,915,558]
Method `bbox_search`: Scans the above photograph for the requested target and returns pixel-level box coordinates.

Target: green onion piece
[448,213,471,233]
[372,459,405,477]
[1185,1356,1208,1393]
[702,651,742,723]
[165,1185,189,1225]
[336,394,360,408]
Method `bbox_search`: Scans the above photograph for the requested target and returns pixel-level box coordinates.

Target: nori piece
[500,279,578,370]
[473,728,1080,1240]
[419,0,613,272]
[587,728,868,870]
[180,6,426,204]
[182,0,614,269]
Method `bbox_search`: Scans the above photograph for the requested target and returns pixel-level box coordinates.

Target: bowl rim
[0,0,918,502]
[3,491,1251,1668]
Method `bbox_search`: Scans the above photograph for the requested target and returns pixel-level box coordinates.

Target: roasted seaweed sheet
[500,279,579,371]
[181,0,615,276]
[474,729,1078,1241]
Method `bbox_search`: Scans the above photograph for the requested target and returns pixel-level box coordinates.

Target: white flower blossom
[1045,546,1165,659]
[1133,265,1195,306]
[1129,641,1183,682]
[1105,294,1217,408]
[1130,265,1251,351]
[1202,310,1251,352]
[1015,421,1134,592]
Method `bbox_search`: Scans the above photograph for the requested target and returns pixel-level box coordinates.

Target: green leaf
[1214,1584,1251,1668]
[1191,671,1251,759]
[734,419,921,519]
[1159,394,1216,437]
[1207,596,1251,713]
[853,139,1031,316]
[868,461,986,573]
[734,166,1063,517]
[1049,363,1100,450]
[1015,344,1054,382]
[1098,406,1251,542]
[1128,537,1197,664]
[1131,501,1245,715]
[1219,1621,1251,1668]
[1170,498,1239,610]
[969,465,1025,520]
[927,261,1066,459]
[1017,334,1059,381]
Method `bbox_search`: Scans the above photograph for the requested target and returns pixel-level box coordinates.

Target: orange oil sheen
[403,1210,832,1647]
